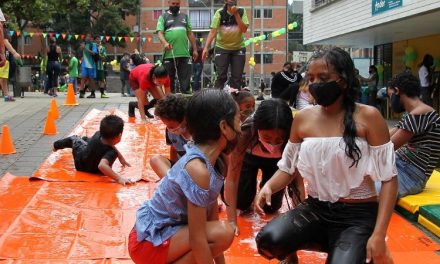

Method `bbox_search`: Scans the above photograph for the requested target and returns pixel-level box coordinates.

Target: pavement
[0,91,135,177]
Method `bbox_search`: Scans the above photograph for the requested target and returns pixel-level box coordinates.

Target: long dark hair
[186,89,237,144]
[312,47,361,167]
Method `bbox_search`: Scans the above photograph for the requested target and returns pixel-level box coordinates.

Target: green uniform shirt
[96,45,106,71]
[68,56,78,78]
[156,11,192,59]
[211,7,248,50]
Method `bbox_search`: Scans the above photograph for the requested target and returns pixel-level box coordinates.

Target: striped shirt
[396,111,440,177]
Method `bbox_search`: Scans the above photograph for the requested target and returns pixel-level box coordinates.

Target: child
[149,94,191,178]
[295,77,314,110]
[129,89,238,264]
[231,90,255,122]
[53,115,134,185]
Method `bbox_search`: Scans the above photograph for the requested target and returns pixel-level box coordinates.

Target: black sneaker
[79,92,85,98]
[87,93,96,98]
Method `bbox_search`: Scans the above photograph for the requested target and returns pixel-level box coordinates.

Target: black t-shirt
[75,131,118,173]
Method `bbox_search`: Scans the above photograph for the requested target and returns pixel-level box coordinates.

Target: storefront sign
[372,0,402,16]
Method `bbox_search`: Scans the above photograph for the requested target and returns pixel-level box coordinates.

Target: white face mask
[258,137,283,153]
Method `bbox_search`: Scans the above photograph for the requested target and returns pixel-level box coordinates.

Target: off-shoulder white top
[277,137,397,203]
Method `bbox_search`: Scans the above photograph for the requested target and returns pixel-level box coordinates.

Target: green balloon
[278,28,286,35]
[293,21,298,28]
[434,58,440,67]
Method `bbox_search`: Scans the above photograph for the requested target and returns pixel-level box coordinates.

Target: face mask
[169,6,180,15]
[259,138,283,153]
[369,71,372,74]
[309,80,342,107]
[390,94,405,113]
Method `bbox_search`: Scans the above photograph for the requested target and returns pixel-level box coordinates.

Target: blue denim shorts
[396,155,429,198]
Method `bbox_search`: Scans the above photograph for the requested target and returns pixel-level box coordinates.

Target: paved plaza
[0,92,134,177]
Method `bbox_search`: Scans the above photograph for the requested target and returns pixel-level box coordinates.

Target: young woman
[129,89,239,264]
[255,48,397,264]
[128,63,171,122]
[202,0,249,90]
[388,72,440,197]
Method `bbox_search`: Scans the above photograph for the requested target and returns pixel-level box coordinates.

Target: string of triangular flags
[8,31,153,43]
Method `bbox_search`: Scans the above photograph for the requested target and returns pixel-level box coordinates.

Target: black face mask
[390,94,405,113]
[169,6,180,15]
[369,71,372,74]
[309,80,342,107]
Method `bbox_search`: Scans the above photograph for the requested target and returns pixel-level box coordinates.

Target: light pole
[249,0,255,94]
[137,0,142,52]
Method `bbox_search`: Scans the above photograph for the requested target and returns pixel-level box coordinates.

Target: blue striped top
[135,142,224,246]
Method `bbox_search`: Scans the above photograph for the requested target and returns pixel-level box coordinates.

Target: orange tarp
[1,109,439,263]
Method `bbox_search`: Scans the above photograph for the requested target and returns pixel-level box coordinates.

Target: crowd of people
[2,2,440,264]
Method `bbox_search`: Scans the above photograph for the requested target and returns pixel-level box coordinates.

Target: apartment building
[303,0,440,84]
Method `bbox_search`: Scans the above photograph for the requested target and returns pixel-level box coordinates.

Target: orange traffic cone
[64,83,79,106]
[0,125,16,155]
[43,110,57,135]
[50,97,60,119]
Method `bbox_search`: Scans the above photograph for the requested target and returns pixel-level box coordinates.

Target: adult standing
[0,9,5,68]
[0,13,21,102]
[191,38,203,92]
[46,37,61,97]
[359,65,378,107]
[120,53,130,97]
[67,50,79,94]
[202,0,249,91]
[418,54,434,106]
[157,0,197,94]
[271,62,301,104]
[79,33,97,98]
[94,36,108,98]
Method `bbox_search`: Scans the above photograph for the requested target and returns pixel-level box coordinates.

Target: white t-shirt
[419,65,430,87]
[0,9,5,22]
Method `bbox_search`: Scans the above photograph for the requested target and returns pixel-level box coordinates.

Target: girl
[388,72,440,197]
[225,99,294,225]
[418,54,434,105]
[129,89,239,264]
[231,90,255,122]
[255,48,397,264]
[128,63,171,122]
[295,77,313,110]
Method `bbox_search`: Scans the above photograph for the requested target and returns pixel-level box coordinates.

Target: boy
[149,94,191,178]
[53,115,134,185]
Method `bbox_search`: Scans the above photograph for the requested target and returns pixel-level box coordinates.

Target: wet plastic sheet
[31,109,168,183]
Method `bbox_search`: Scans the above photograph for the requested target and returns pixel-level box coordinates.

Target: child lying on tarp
[52,114,135,185]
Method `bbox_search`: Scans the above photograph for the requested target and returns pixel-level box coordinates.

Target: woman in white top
[418,54,434,106]
[254,47,397,264]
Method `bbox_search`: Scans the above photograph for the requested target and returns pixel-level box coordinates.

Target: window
[253,31,271,41]
[153,10,163,20]
[189,10,211,29]
[254,9,272,18]
[153,35,160,43]
[255,54,273,64]
[24,36,32,45]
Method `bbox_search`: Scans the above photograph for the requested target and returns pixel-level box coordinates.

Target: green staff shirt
[211,7,249,50]
[156,11,192,59]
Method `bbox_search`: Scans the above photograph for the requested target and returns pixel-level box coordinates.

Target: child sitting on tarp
[52,114,135,185]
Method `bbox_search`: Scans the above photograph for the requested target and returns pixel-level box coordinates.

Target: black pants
[214,47,246,90]
[121,79,129,94]
[46,61,61,92]
[53,135,88,171]
[237,153,284,213]
[256,197,378,263]
[421,86,432,106]
[128,99,157,118]
[163,57,192,94]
